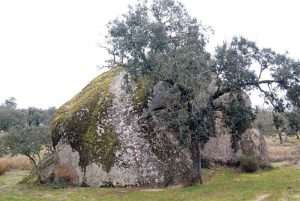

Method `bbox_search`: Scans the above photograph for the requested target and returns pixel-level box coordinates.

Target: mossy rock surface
[52,67,122,172]
[43,68,194,187]
[42,68,267,187]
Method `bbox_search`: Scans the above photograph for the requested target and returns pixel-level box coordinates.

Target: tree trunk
[278,132,283,144]
[231,132,240,152]
[296,131,300,140]
[26,155,41,183]
[190,138,203,185]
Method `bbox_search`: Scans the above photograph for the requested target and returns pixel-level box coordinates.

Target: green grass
[1,167,300,201]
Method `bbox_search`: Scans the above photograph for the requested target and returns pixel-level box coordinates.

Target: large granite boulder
[40,68,268,187]
[41,68,192,187]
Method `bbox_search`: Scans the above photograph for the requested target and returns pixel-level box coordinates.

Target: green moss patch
[51,67,122,172]
[132,75,153,112]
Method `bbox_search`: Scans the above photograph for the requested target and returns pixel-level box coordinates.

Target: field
[1,167,300,201]
[1,136,300,201]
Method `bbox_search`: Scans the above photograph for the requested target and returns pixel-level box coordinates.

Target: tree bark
[190,138,203,185]
[26,154,41,183]
[231,132,240,153]
[278,132,283,144]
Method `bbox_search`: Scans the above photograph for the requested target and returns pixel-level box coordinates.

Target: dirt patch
[140,189,165,192]
[253,193,270,201]
[271,161,291,168]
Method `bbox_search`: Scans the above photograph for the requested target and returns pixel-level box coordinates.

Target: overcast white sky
[0,0,299,109]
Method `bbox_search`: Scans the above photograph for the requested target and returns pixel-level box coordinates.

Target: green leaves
[287,109,300,133]
[223,93,256,150]
[0,100,54,168]
[214,37,300,114]
[3,126,50,157]
[105,0,300,150]
[107,0,209,78]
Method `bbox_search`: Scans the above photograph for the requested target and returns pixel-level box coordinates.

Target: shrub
[0,156,32,171]
[240,155,259,173]
[0,161,8,175]
[6,156,31,170]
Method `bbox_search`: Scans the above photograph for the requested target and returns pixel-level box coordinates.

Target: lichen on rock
[51,68,121,172]
[41,68,269,187]
[132,75,153,113]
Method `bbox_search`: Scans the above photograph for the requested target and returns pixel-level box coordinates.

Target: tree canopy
[105,0,300,184]
[0,98,54,181]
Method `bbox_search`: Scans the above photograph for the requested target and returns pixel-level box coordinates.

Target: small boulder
[240,128,269,166]
[150,81,180,111]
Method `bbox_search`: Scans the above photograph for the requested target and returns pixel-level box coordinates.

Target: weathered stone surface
[150,81,181,111]
[213,91,251,109]
[40,68,268,187]
[202,92,268,166]
[39,153,59,183]
[41,69,192,187]
[240,128,269,164]
[202,134,236,165]
[202,127,269,166]
[202,110,238,165]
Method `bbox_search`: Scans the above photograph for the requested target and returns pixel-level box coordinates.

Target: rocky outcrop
[240,128,269,165]
[40,68,269,187]
[201,92,268,166]
[41,69,192,187]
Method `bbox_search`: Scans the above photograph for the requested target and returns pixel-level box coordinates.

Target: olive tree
[2,126,51,180]
[0,107,26,132]
[273,113,286,143]
[223,94,256,151]
[107,0,213,184]
[0,100,54,180]
[286,110,300,139]
[105,0,300,184]
[214,37,300,145]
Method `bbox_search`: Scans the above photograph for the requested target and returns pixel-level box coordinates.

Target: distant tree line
[0,97,55,181]
[253,107,300,143]
[253,108,276,136]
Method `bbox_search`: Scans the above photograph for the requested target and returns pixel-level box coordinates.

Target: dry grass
[266,136,300,163]
[0,162,8,175]
[0,156,32,172]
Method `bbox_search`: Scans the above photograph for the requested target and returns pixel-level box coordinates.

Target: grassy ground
[1,136,300,201]
[1,166,300,201]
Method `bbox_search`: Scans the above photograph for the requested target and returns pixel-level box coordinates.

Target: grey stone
[40,70,268,187]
